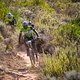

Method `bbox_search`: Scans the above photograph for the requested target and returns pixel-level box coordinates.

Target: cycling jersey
[20,26,34,40]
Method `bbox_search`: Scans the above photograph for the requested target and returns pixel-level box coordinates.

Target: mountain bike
[19,32,39,66]
[25,38,39,66]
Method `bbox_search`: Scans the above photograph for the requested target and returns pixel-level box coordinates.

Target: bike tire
[29,47,35,66]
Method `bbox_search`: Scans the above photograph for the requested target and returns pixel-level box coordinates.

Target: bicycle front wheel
[29,47,35,66]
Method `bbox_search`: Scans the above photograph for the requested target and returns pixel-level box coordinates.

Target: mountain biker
[18,20,39,56]
[5,12,16,26]
[5,12,16,32]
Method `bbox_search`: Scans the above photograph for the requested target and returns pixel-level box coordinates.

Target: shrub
[11,9,19,21]
[42,19,80,77]
[42,49,80,77]
[0,1,9,20]
[65,3,80,18]
[14,0,53,12]
[51,18,80,47]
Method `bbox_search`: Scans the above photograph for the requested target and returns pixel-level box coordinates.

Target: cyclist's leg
[24,42,30,56]
[31,46,35,64]
[29,46,33,65]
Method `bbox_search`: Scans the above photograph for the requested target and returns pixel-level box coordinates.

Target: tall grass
[42,49,80,77]
[0,1,9,20]
[13,0,53,12]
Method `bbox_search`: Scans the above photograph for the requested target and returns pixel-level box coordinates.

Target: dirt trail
[16,51,41,80]
[17,52,32,67]
[0,51,41,80]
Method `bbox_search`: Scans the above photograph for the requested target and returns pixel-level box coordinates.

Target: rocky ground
[0,51,41,80]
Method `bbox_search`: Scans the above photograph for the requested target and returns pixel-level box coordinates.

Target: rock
[43,75,51,80]
[24,10,33,16]
[51,76,57,80]
[77,72,80,79]
[0,65,4,72]
[62,76,68,80]
[43,75,57,80]
[43,44,54,55]
[20,8,33,18]
[4,38,11,45]
[59,21,67,25]
[64,70,78,80]
[37,33,54,55]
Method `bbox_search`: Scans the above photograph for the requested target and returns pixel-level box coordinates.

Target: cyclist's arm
[13,17,16,26]
[32,28,39,37]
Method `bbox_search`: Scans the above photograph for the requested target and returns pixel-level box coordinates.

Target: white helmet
[22,20,28,28]
[7,12,13,19]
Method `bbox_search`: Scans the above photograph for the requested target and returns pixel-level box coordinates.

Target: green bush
[71,18,80,26]
[51,18,80,47]
[0,1,9,19]
[33,0,45,6]
[42,19,80,77]
[43,49,80,77]
[14,0,53,12]
[20,0,46,7]
[59,24,80,41]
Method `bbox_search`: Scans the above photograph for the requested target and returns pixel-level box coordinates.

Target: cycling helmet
[7,12,13,19]
[22,20,28,28]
